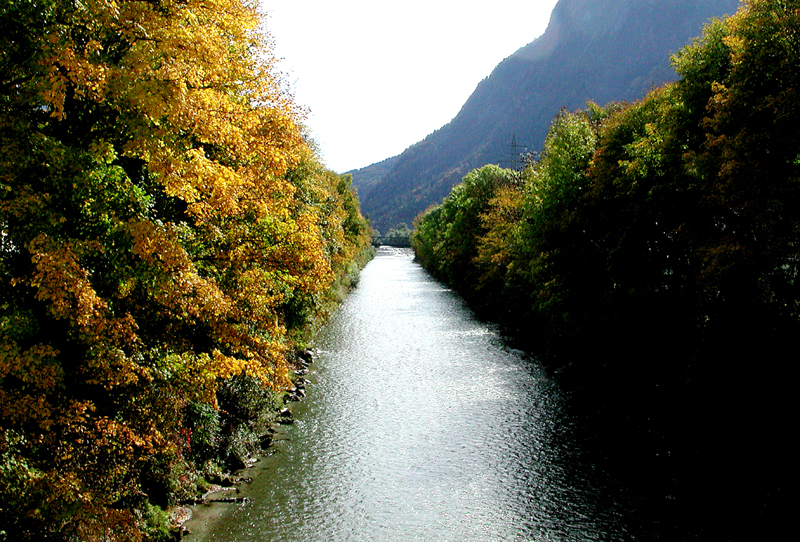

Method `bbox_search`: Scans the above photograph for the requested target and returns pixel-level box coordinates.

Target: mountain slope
[353,0,740,232]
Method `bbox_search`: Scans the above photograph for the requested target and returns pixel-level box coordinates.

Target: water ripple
[197,249,630,541]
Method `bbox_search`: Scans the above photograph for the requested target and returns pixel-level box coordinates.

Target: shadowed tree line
[415,0,799,377]
[412,2,797,536]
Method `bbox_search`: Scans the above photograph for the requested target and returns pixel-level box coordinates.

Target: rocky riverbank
[172,349,317,540]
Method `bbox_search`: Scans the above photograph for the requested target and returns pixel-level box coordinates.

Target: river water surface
[191,248,637,541]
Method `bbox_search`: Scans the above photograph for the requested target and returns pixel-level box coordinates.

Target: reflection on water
[192,248,631,541]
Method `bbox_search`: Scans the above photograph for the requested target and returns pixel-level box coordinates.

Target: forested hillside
[354,0,740,232]
[412,1,797,533]
[0,1,371,540]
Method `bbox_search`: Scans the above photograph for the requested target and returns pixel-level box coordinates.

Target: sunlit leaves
[0,0,370,538]
[411,164,517,296]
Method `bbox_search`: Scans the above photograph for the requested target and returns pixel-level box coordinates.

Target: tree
[411,165,516,296]
[0,1,369,539]
[676,0,800,326]
[504,107,607,341]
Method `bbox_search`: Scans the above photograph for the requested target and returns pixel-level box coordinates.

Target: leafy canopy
[0,0,370,539]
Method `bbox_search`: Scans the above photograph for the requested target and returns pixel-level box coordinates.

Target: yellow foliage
[476,184,525,271]
[1,0,371,537]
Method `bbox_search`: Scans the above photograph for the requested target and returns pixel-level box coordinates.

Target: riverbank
[178,251,376,540]
[173,248,638,541]
[178,425,296,539]
[179,248,795,540]
[176,345,316,539]
[179,250,381,539]
[552,333,796,541]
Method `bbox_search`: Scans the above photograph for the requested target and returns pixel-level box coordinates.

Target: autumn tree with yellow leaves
[0,0,370,539]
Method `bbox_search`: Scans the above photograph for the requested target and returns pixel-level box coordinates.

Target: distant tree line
[412,0,800,381]
[371,223,412,247]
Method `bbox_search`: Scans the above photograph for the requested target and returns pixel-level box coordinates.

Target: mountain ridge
[351,0,741,232]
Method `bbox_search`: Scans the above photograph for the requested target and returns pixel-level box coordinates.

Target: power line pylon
[501,134,528,171]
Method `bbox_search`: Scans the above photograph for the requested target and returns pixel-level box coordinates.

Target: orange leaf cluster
[1,0,371,538]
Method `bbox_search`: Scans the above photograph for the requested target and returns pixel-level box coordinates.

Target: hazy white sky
[260,1,560,173]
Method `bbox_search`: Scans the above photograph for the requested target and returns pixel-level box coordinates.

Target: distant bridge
[371,236,411,248]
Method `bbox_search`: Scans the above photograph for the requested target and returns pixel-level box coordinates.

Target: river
[188,248,646,541]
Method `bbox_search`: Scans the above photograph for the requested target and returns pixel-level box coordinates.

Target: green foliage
[357,0,740,232]
[686,0,800,325]
[137,502,172,542]
[0,0,372,539]
[412,165,517,295]
[385,223,412,238]
[413,0,800,372]
[513,108,603,335]
[183,402,221,464]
